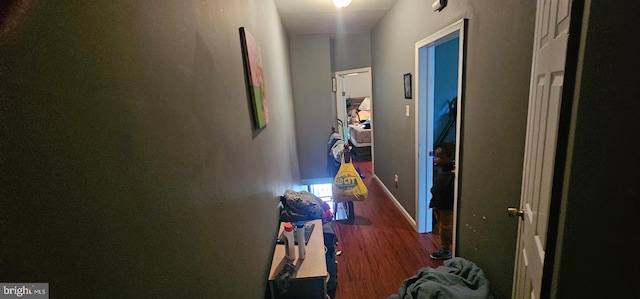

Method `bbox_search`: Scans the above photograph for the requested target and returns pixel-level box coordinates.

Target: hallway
[330,161,444,299]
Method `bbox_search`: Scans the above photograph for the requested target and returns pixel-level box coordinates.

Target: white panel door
[513,0,572,298]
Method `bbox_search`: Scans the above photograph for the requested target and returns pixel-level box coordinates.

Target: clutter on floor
[387,257,495,299]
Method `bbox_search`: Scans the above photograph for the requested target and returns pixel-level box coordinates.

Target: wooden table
[268,219,328,299]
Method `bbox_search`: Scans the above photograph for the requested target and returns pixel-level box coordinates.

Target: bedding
[348,124,371,147]
[387,257,495,299]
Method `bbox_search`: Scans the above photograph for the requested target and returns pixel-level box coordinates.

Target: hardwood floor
[328,161,444,299]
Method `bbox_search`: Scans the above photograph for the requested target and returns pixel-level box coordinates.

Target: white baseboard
[371,174,417,231]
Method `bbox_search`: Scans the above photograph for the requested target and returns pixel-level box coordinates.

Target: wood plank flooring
[328,161,444,299]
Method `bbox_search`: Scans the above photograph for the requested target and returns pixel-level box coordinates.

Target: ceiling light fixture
[333,0,352,8]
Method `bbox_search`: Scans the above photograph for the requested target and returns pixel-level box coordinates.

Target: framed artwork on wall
[239,27,270,129]
[404,73,412,99]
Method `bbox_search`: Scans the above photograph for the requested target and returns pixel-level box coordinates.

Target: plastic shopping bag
[332,156,368,203]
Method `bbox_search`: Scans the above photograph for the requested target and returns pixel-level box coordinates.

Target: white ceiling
[274,0,400,37]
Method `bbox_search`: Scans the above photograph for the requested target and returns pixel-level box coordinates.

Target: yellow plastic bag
[332,156,368,203]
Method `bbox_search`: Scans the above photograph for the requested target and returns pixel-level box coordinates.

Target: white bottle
[296,221,306,260]
[283,222,295,261]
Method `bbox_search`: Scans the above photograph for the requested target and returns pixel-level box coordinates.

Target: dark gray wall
[290,37,335,181]
[333,33,372,72]
[290,33,371,182]
[4,1,636,298]
[0,0,298,298]
[550,1,640,297]
[371,0,535,298]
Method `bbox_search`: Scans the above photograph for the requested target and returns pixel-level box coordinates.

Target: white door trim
[335,67,374,174]
[335,67,372,140]
[414,18,466,238]
[512,0,573,297]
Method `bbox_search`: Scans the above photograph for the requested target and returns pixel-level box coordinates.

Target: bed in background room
[348,124,371,147]
[346,96,372,161]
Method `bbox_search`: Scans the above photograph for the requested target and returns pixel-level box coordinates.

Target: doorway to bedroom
[335,67,374,165]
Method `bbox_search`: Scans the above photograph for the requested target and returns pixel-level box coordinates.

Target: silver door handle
[507,207,524,220]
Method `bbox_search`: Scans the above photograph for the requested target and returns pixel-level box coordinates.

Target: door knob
[507,207,524,220]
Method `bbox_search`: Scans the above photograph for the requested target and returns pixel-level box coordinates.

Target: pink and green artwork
[240,27,269,129]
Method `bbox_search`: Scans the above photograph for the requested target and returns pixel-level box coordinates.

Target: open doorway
[414,19,467,252]
[335,67,374,165]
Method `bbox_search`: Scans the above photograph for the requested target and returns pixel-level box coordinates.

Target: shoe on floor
[430,248,452,260]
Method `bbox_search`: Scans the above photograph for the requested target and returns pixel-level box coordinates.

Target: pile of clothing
[388,257,495,299]
[327,130,363,177]
[279,189,333,222]
[327,131,345,177]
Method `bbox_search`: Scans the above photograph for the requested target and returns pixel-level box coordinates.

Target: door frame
[335,67,374,169]
[335,67,373,139]
[414,18,467,237]
[512,0,581,297]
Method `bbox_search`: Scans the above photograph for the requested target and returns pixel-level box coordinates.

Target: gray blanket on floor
[387,257,495,299]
